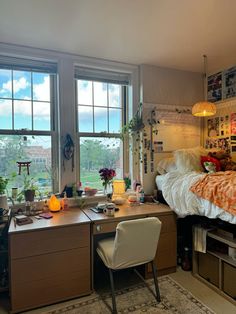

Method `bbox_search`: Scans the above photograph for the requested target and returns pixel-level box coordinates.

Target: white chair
[96,217,162,313]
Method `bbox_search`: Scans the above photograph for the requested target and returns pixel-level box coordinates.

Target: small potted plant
[22,175,38,202]
[0,176,9,209]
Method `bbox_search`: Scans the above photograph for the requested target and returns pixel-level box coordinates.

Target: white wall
[139,64,203,194]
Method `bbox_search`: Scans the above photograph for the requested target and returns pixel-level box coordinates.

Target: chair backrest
[112,217,162,269]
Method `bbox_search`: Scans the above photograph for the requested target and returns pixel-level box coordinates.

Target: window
[75,68,129,190]
[0,57,57,198]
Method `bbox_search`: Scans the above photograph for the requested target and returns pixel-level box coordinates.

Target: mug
[103,206,115,217]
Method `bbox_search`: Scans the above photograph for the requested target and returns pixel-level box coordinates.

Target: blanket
[190,171,236,216]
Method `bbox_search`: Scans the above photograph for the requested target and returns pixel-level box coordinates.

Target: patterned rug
[43,276,215,314]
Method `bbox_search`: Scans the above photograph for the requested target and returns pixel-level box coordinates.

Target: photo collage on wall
[206,113,236,153]
[207,66,236,102]
[208,72,222,102]
[231,113,236,152]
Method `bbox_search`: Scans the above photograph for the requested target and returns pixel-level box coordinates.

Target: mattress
[156,170,236,224]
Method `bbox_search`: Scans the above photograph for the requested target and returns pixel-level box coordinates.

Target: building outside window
[0,57,58,199]
[75,68,130,191]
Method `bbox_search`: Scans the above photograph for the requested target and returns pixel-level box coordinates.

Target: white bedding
[158,171,236,224]
[155,174,166,191]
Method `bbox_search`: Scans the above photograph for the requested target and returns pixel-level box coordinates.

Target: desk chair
[96,217,162,313]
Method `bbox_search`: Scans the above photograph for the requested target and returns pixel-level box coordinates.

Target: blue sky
[0,69,50,130]
[77,80,122,133]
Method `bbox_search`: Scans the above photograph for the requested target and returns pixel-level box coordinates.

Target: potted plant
[22,175,38,202]
[0,176,9,209]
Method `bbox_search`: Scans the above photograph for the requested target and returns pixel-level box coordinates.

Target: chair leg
[151,261,161,302]
[108,268,117,313]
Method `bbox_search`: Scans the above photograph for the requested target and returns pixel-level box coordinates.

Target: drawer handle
[96,225,102,232]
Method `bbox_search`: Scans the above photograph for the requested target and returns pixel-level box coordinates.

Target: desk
[83,203,177,286]
[8,208,91,313]
[8,203,176,312]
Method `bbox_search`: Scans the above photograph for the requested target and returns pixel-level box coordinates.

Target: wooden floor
[0,268,235,314]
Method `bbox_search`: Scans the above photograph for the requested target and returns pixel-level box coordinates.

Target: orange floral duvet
[190,171,236,216]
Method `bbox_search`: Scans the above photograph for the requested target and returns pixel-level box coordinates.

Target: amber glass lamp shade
[48,194,61,212]
[192,101,216,117]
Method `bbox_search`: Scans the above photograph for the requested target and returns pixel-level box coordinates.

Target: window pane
[109,84,121,108]
[77,80,92,105]
[0,99,12,129]
[0,69,12,98]
[80,137,122,190]
[0,135,52,198]
[13,70,31,100]
[109,108,122,133]
[94,82,107,107]
[94,107,108,132]
[14,100,31,130]
[33,101,50,130]
[33,73,50,101]
[78,105,93,132]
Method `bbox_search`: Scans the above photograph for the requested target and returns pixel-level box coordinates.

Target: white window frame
[74,68,130,187]
[0,57,59,193]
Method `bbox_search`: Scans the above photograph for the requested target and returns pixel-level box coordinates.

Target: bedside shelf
[193,225,236,305]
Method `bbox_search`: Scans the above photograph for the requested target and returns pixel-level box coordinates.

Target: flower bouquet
[99,168,116,194]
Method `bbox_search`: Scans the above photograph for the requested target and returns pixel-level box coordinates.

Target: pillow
[201,155,221,172]
[174,146,207,173]
[156,157,177,174]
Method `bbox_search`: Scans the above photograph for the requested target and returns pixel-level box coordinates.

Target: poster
[219,115,230,137]
[231,112,236,135]
[207,72,222,102]
[223,67,236,99]
[207,117,220,137]
[205,137,231,153]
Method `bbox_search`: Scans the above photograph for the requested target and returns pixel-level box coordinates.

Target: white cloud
[0,76,29,95]
[33,76,50,101]
[0,100,11,115]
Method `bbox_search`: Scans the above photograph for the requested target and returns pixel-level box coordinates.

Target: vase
[103,183,112,200]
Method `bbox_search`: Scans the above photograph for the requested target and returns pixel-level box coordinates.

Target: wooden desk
[9,208,91,313]
[83,203,177,282]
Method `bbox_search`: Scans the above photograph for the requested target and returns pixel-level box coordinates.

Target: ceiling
[1,0,236,73]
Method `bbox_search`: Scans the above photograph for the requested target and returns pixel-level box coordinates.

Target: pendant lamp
[192,55,216,117]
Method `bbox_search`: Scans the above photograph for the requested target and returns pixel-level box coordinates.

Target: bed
[155,147,236,224]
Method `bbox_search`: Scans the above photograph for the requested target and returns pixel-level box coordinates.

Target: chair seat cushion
[96,237,115,268]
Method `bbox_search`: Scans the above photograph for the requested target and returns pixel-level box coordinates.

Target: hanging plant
[120,103,145,140]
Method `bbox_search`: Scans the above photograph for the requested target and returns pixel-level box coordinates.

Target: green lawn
[80,170,103,190]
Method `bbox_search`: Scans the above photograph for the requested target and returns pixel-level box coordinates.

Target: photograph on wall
[153,141,163,153]
[231,112,236,135]
[223,67,236,99]
[205,137,231,153]
[207,117,220,137]
[207,72,222,102]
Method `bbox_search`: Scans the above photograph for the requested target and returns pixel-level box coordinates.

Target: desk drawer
[10,224,90,259]
[11,247,89,283]
[93,221,119,234]
[11,269,90,312]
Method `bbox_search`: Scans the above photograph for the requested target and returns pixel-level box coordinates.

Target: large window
[76,76,128,190]
[0,59,57,198]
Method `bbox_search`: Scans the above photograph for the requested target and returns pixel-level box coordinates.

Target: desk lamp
[112,180,126,204]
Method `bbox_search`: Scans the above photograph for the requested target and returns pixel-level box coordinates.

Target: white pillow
[174,146,207,173]
[157,157,177,174]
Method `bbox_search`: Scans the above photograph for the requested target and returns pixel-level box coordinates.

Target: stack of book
[14,215,33,226]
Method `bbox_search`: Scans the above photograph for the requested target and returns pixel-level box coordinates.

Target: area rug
[43,276,215,314]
